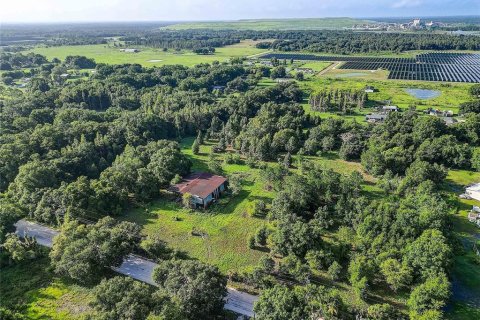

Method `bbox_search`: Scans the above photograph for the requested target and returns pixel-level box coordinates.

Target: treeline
[124,29,480,53]
[5,25,480,54]
[0,52,48,70]
[309,89,368,113]
[255,31,480,53]
[122,30,241,50]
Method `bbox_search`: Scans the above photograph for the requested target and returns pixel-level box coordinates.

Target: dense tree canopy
[50,217,140,283]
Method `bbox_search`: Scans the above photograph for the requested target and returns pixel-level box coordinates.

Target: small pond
[405,88,441,99]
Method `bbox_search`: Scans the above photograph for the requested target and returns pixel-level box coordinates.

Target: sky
[0,0,478,23]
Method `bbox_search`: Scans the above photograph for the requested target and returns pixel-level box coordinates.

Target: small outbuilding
[366,113,387,123]
[365,86,375,93]
[465,183,480,202]
[382,105,399,112]
[121,48,140,53]
[211,85,226,92]
[275,78,293,83]
[171,172,227,208]
[442,117,458,126]
[468,206,480,227]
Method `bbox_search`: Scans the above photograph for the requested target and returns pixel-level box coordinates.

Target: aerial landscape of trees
[1,21,480,319]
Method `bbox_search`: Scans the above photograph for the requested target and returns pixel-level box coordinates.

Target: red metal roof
[171,172,227,199]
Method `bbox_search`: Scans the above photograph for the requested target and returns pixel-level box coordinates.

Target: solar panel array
[259,52,480,83]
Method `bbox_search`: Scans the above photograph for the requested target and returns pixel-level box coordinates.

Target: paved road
[15,219,59,247]
[14,219,257,318]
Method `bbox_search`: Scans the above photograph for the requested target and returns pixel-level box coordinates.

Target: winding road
[14,219,257,318]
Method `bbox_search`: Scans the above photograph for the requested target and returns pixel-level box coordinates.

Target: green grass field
[121,137,272,273]
[301,74,472,114]
[29,40,268,67]
[0,256,94,319]
[163,18,373,31]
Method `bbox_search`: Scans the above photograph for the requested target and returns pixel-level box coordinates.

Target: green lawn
[0,256,94,319]
[28,41,267,67]
[297,61,332,72]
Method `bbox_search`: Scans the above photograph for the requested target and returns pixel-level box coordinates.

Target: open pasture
[29,41,267,67]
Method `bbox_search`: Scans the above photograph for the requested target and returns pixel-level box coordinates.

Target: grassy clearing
[0,256,94,319]
[122,137,272,273]
[28,41,267,67]
[301,75,472,114]
[121,137,377,274]
[163,18,373,31]
[297,61,332,72]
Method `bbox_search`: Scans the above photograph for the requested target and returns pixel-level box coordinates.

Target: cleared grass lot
[29,41,267,67]
[121,137,271,273]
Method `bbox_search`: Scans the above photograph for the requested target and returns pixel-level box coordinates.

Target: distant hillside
[162,18,374,31]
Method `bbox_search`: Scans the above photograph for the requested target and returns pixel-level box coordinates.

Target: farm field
[163,18,373,31]
[28,40,267,67]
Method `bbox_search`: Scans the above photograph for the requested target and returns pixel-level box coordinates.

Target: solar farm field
[259,52,480,83]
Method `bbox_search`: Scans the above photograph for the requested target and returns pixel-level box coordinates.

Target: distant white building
[365,87,374,93]
[465,183,480,201]
[382,105,399,112]
[275,78,293,83]
[366,113,387,123]
[468,206,480,228]
[121,48,140,53]
[413,19,422,27]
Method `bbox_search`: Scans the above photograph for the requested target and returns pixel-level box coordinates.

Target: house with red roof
[170,172,227,208]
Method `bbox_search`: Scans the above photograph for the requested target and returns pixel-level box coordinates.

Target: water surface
[405,88,441,99]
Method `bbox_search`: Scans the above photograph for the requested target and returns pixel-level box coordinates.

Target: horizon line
[2,15,479,25]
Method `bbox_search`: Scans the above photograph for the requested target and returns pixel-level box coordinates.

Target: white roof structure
[467,183,480,192]
[466,183,480,201]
